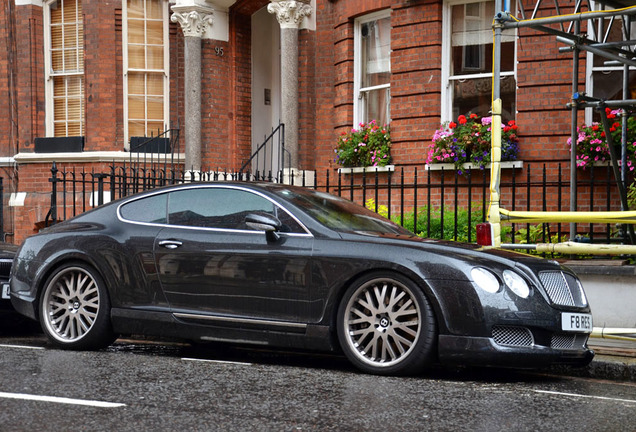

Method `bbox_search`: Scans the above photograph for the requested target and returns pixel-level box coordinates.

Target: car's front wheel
[39,263,116,350]
[337,273,437,375]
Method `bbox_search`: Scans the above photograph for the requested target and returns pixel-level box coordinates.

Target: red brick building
[0,0,632,244]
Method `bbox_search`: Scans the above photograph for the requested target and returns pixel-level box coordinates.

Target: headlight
[471,268,500,293]
[576,279,588,307]
[503,270,530,298]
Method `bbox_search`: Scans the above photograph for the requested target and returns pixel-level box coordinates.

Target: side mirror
[245,213,282,242]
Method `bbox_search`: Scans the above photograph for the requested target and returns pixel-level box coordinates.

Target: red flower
[507,120,516,126]
[458,115,467,125]
[592,124,599,131]
[601,131,606,138]
[470,113,478,119]
[503,126,511,132]
[449,122,457,129]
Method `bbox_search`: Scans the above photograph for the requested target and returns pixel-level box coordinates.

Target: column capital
[267,1,312,29]
[170,5,214,38]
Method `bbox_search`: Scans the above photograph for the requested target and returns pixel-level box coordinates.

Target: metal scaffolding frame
[489,0,636,250]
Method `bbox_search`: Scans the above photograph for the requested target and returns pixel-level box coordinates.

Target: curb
[585,355,636,381]
[549,348,636,382]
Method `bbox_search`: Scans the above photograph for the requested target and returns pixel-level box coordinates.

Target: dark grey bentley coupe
[10,182,594,375]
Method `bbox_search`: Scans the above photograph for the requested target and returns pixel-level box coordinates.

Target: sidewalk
[551,338,636,382]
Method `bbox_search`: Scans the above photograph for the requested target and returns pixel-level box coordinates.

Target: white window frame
[584,1,636,124]
[441,0,517,122]
[353,10,391,127]
[122,0,170,148]
[43,0,85,137]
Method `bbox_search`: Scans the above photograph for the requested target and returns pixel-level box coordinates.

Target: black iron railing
[239,124,289,182]
[45,161,634,246]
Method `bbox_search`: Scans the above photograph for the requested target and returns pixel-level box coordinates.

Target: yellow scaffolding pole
[488,2,636,254]
[499,209,636,224]
[591,327,636,342]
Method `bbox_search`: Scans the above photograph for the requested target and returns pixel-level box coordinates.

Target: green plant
[334,121,391,168]
[427,114,519,174]
[628,181,636,210]
[568,108,636,172]
[365,200,511,243]
[514,224,569,246]
[364,199,389,219]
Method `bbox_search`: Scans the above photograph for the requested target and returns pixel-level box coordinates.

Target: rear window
[119,193,168,224]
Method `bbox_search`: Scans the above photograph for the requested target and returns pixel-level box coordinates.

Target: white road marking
[182,357,252,366]
[0,344,44,350]
[0,392,125,408]
[534,390,636,404]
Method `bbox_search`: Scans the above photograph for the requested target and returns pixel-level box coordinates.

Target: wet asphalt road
[0,318,635,431]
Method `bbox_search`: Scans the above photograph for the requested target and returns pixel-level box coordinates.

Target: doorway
[251,7,281,175]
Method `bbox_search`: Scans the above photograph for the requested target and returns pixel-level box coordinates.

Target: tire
[39,263,117,350]
[337,273,437,375]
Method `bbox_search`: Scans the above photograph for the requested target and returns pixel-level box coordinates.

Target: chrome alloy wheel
[343,278,422,368]
[42,266,101,343]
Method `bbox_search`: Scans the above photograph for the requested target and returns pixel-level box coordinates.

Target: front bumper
[438,334,595,368]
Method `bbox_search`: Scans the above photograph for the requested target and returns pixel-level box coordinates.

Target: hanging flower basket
[567,108,635,173]
[334,120,391,168]
[427,114,520,175]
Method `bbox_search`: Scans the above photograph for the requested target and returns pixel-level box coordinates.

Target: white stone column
[171,4,214,171]
[268,1,312,171]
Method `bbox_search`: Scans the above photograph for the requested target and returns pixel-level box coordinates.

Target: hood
[340,230,558,268]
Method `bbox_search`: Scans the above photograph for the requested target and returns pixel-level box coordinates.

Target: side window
[166,188,304,233]
[120,193,167,223]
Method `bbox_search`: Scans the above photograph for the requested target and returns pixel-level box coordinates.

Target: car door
[153,185,314,323]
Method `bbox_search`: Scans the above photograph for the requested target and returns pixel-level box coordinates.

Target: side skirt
[110,307,335,351]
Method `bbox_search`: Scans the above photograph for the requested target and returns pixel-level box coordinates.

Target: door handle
[158,240,183,249]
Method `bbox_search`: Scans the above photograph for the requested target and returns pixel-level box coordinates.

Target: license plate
[1,283,9,300]
[561,312,593,333]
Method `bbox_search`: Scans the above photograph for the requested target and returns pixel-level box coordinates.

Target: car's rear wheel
[337,273,437,375]
[39,263,116,350]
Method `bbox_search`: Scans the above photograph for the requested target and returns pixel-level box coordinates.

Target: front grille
[0,259,12,278]
[551,333,589,350]
[492,325,534,347]
[538,271,587,307]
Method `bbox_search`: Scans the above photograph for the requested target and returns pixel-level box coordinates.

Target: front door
[251,6,281,174]
[153,185,313,323]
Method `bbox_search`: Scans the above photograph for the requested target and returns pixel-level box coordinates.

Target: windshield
[272,187,411,235]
